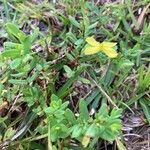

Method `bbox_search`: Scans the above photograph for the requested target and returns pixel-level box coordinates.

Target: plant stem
[48,119,53,150]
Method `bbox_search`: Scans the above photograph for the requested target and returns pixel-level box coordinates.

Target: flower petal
[84,46,100,55]
[102,47,118,58]
[101,42,117,48]
[86,37,100,47]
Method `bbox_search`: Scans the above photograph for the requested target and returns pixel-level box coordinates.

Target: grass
[0,0,150,150]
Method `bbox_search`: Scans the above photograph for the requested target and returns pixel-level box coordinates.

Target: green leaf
[100,129,117,141]
[110,109,122,119]
[4,127,15,139]
[69,16,80,29]
[61,101,69,111]
[0,83,4,95]
[85,89,100,105]
[51,94,60,102]
[109,122,122,132]
[65,109,77,124]
[27,71,39,83]
[10,58,22,69]
[79,98,90,120]
[66,32,77,43]
[88,22,98,30]
[139,99,150,124]
[22,37,32,54]
[97,103,108,117]
[1,49,21,58]
[138,66,150,92]
[85,124,99,137]
[71,125,82,138]
[63,65,75,78]
[29,27,40,43]
[9,79,28,85]
[78,77,91,84]
[0,116,7,124]
[142,68,150,89]
[74,39,84,46]
[29,142,45,150]
[6,23,27,43]
[4,42,23,50]
[118,59,134,69]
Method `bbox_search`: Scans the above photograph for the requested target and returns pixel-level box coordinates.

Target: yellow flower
[84,36,118,58]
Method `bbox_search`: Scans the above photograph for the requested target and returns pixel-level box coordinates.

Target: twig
[7,93,23,114]
[123,133,142,138]
[136,3,150,30]
[48,120,53,150]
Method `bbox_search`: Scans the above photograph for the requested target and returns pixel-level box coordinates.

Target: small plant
[42,94,122,148]
[0,0,150,149]
[0,23,122,149]
[0,23,45,86]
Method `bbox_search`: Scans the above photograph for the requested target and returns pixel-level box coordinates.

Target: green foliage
[0,0,150,149]
[0,22,122,149]
[0,23,43,86]
[138,66,150,93]
[43,94,122,148]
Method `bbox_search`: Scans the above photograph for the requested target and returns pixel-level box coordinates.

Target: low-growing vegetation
[0,0,150,149]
